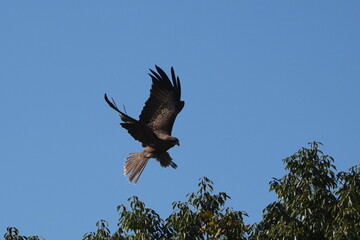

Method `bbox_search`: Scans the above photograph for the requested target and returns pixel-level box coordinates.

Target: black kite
[105,66,185,184]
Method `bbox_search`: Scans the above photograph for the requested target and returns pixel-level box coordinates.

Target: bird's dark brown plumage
[105,66,184,183]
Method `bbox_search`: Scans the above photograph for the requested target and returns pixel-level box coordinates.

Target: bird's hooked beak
[176,140,180,146]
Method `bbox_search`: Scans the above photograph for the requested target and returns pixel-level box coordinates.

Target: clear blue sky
[1,1,359,239]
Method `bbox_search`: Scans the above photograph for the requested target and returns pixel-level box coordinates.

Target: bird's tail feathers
[124,151,151,184]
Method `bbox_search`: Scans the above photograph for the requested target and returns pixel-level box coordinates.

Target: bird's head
[165,136,180,147]
[168,136,180,146]
[174,138,180,146]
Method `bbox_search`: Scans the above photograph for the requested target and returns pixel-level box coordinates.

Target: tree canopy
[253,142,360,239]
[5,142,359,239]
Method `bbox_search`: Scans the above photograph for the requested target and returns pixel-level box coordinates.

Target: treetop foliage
[5,142,359,239]
[253,142,359,239]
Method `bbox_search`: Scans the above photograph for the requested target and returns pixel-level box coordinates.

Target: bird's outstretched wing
[139,65,185,135]
[104,94,159,147]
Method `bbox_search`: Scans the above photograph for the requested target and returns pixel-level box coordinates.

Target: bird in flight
[105,66,185,184]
